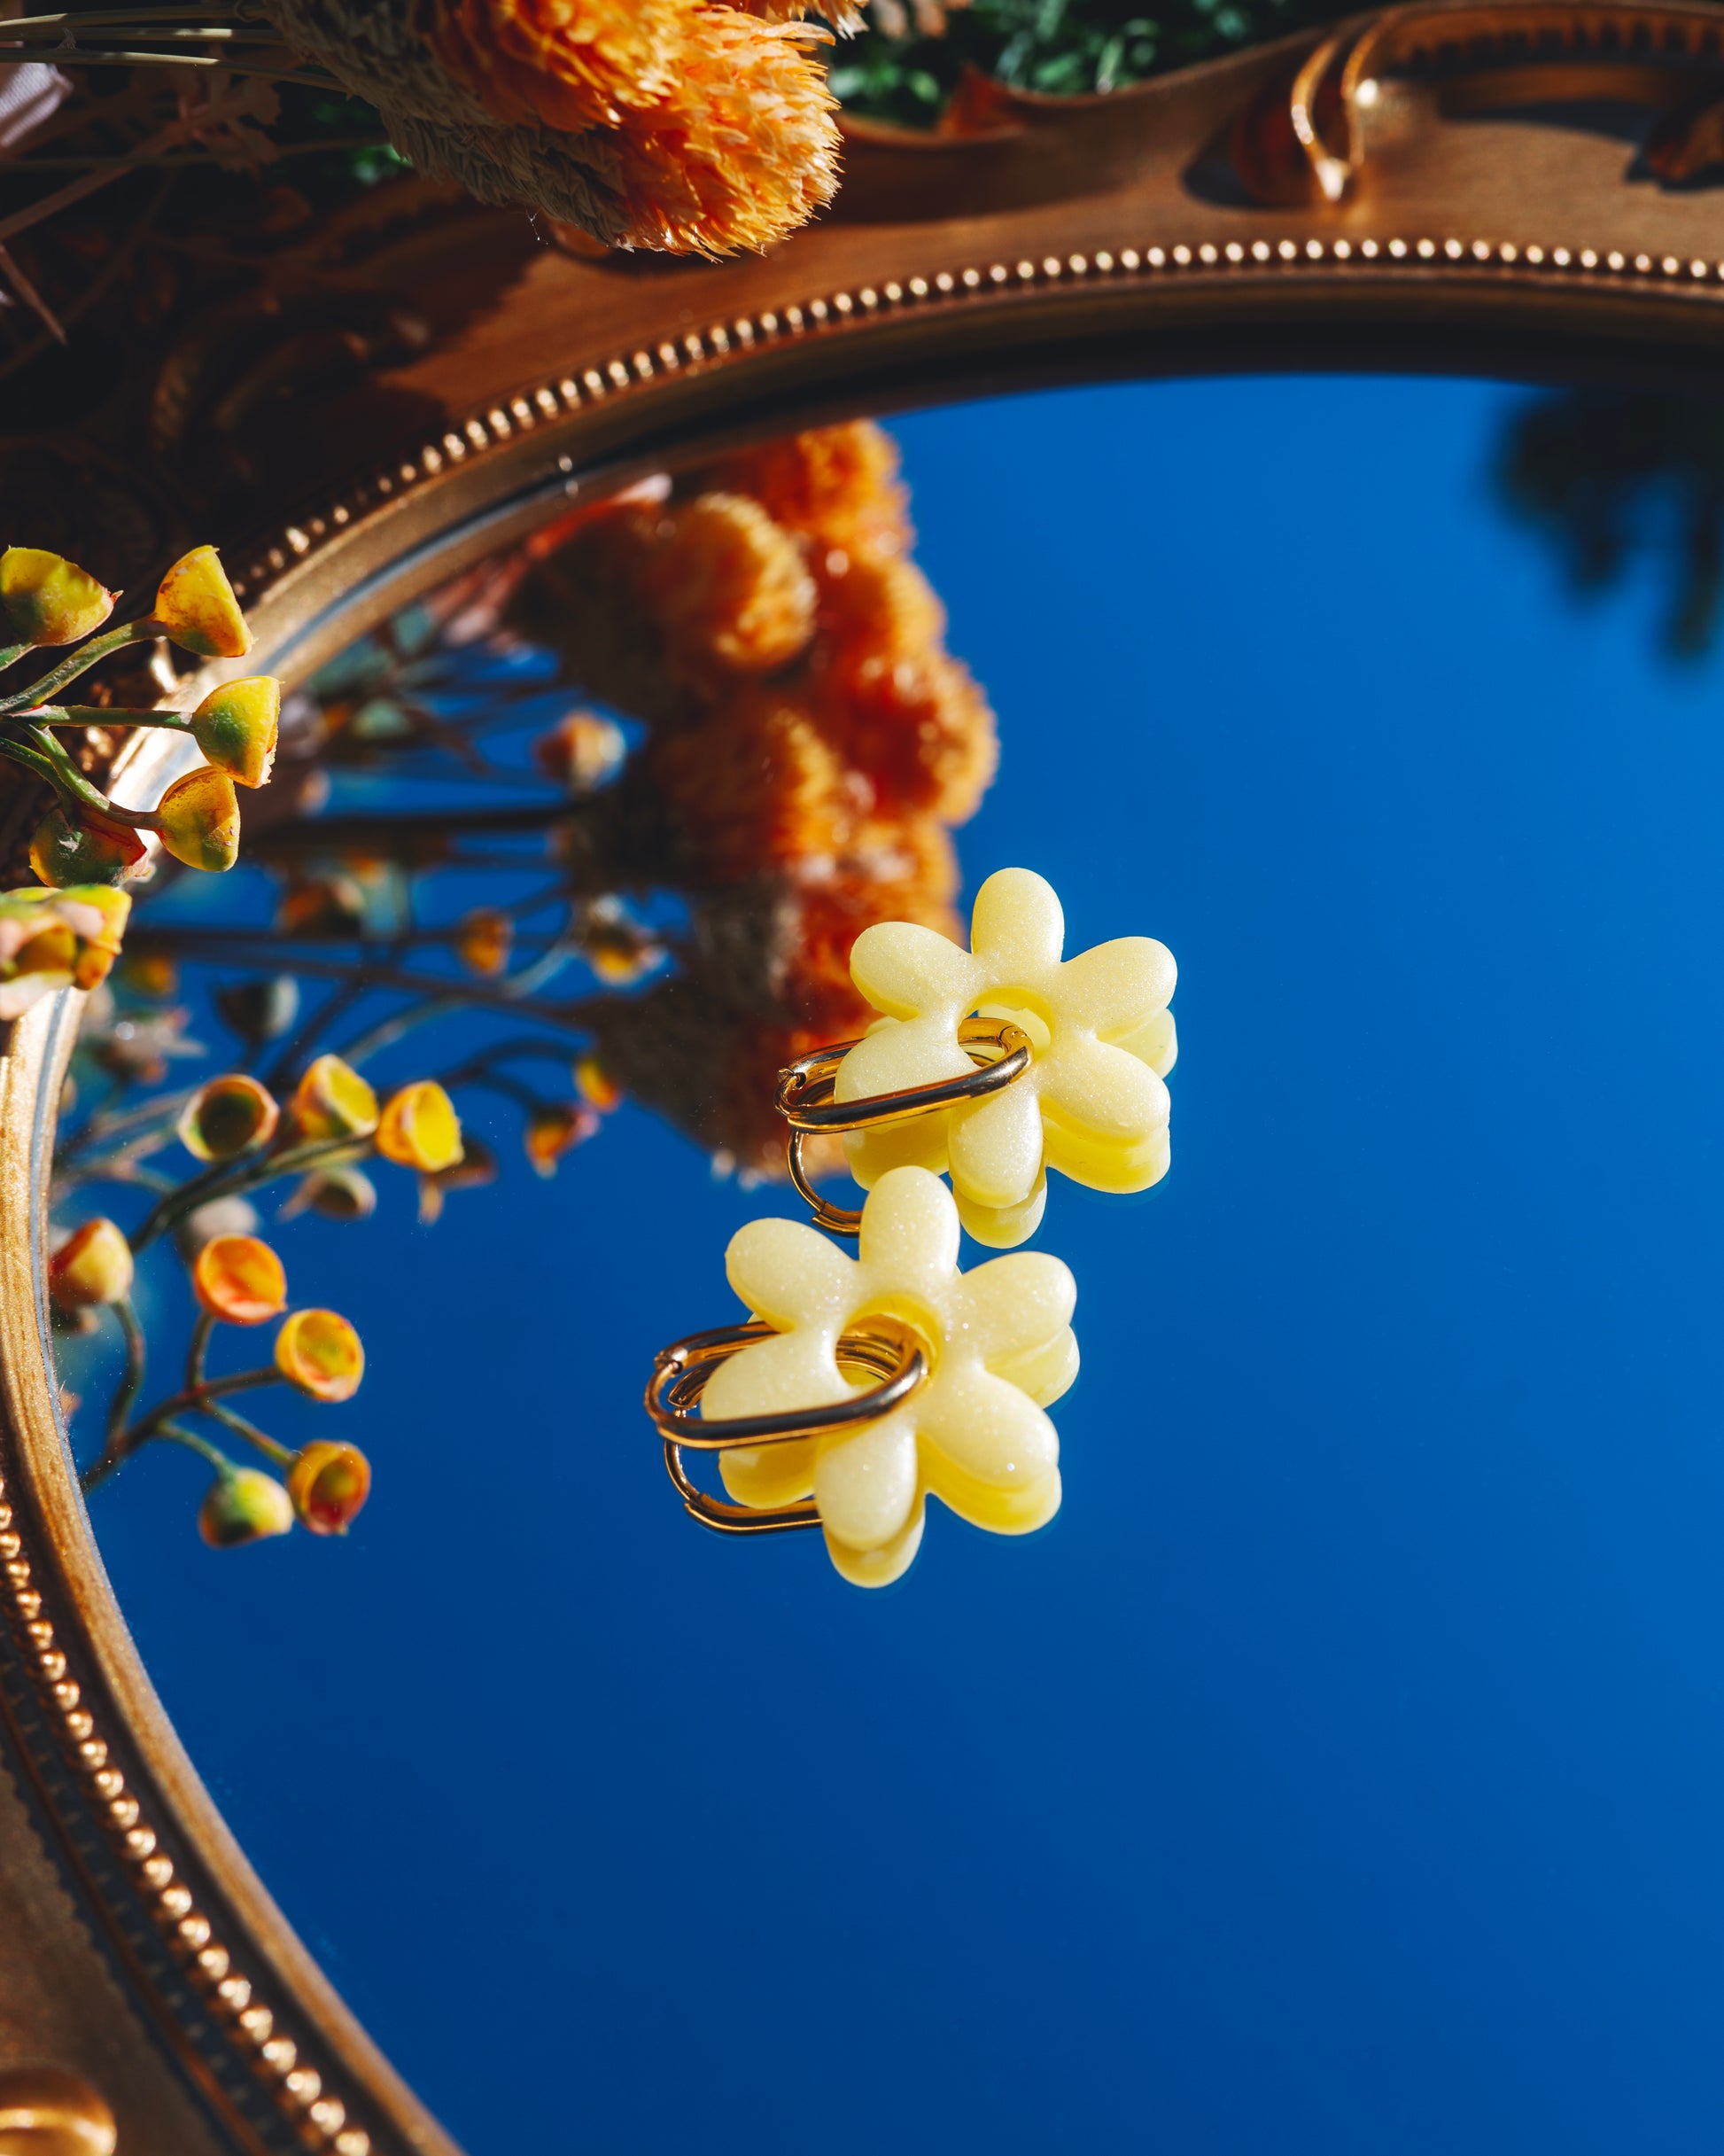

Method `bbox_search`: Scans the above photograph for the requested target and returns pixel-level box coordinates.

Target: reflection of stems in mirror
[128,1133,365,1254]
[201,1397,294,1470]
[105,1294,145,1452]
[83,1366,284,1492]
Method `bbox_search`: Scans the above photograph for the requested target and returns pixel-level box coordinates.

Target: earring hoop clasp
[648,1317,928,1535]
[776,1016,1032,1234]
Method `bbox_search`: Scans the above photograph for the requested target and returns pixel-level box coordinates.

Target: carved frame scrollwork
[3,10,1724,2151]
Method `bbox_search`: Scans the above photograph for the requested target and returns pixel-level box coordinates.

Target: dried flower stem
[0,619,159,713]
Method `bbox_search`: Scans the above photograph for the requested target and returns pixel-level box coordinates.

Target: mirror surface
[48,373,1724,2156]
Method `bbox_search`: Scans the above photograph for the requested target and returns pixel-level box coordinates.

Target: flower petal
[989,1323,1079,1408]
[953,1171,1046,1250]
[845,1113,951,1188]
[835,1013,971,1107]
[917,1364,1060,1488]
[951,1249,1077,1364]
[824,1497,925,1588]
[970,867,1064,974]
[700,1325,850,1421]
[1057,935,1176,1038]
[1114,1006,1177,1078]
[814,1410,919,1551]
[856,1164,959,1285]
[718,1435,817,1508]
[1044,1119,1170,1195]
[924,1453,1061,1537]
[724,1215,856,1331]
[1038,1036,1169,1146]
[849,919,977,1020]
[947,1078,1044,1210]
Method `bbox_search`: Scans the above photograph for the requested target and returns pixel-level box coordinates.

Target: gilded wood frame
[5,9,1724,2149]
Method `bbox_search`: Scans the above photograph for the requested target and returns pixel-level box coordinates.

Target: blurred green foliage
[1498,392,1724,661]
[831,0,1347,124]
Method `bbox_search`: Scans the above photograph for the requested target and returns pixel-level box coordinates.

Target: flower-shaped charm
[703,1166,1076,1587]
[835,868,1177,1247]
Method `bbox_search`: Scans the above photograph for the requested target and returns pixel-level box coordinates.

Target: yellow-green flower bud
[376,1080,463,1172]
[287,1053,378,1141]
[153,546,252,659]
[49,1218,133,1309]
[284,1165,377,1222]
[28,805,146,890]
[0,546,114,646]
[177,1074,279,1162]
[199,1468,294,1548]
[155,765,239,873]
[0,885,130,1015]
[190,676,279,789]
[286,1439,370,1535]
[275,1309,364,1403]
[192,1234,286,1326]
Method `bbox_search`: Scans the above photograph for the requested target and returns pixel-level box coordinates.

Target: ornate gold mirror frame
[4,9,1724,2150]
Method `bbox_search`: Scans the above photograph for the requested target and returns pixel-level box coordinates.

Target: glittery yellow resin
[704,1165,1077,1586]
[835,868,1177,1248]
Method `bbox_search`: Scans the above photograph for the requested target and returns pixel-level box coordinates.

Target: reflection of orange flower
[824,643,998,823]
[647,493,817,677]
[645,689,856,883]
[703,422,909,557]
[377,1081,464,1173]
[287,1440,371,1534]
[193,1235,288,1327]
[276,1310,365,1403]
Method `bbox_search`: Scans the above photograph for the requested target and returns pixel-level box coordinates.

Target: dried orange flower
[421,0,681,132]
[648,492,817,677]
[268,1,839,256]
[276,1310,365,1403]
[286,1440,371,1534]
[609,10,841,256]
[193,1235,289,1326]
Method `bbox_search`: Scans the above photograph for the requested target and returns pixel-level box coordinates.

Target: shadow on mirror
[22,373,1724,2156]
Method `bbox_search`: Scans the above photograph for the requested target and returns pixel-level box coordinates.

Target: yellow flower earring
[648,1166,1076,1587]
[646,866,1180,1585]
[778,866,1177,1248]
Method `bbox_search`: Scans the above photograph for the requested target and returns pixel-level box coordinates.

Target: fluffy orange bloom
[421,0,680,132]
[645,689,857,883]
[703,422,910,557]
[610,10,841,256]
[647,492,818,678]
